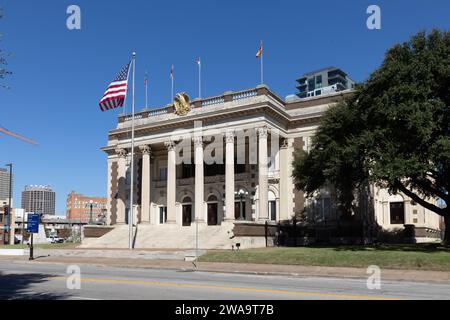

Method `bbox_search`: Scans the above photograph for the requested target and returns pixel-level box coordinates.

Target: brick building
[66,191,107,223]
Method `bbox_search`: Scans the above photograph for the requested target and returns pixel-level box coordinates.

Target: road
[0,260,449,300]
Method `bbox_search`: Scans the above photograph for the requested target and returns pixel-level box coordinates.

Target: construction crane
[0,125,38,145]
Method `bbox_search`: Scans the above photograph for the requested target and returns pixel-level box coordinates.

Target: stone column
[115,148,127,224]
[258,127,269,221]
[139,145,151,224]
[225,130,235,221]
[106,158,113,225]
[165,141,177,224]
[193,136,205,223]
[279,138,289,221]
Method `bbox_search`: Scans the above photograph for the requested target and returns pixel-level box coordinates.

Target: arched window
[207,195,218,202]
[182,196,192,203]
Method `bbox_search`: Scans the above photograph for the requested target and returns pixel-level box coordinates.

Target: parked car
[47,236,64,244]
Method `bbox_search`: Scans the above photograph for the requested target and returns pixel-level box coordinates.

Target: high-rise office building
[0,168,13,207]
[21,185,56,215]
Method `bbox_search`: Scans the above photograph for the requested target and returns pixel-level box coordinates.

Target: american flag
[99,62,131,111]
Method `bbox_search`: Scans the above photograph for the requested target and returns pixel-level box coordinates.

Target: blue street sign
[27,213,40,233]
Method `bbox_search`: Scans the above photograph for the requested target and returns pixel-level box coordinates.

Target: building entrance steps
[80,222,238,249]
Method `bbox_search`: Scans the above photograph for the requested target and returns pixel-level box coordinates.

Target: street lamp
[234,189,248,220]
[86,200,97,225]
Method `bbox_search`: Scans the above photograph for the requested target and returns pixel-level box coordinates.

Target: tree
[0,7,11,89]
[293,29,450,244]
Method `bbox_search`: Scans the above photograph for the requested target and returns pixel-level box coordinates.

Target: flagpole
[198,58,201,99]
[171,65,174,102]
[145,71,148,109]
[129,52,136,250]
[261,41,264,84]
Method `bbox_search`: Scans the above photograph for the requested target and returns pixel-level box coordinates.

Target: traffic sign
[26,213,40,233]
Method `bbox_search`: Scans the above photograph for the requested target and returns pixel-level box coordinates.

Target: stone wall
[84,226,114,238]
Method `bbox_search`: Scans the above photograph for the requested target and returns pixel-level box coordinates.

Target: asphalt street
[0,260,449,300]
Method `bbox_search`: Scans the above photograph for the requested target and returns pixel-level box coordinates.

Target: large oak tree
[293,29,450,243]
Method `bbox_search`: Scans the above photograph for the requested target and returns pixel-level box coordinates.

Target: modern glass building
[295,66,355,99]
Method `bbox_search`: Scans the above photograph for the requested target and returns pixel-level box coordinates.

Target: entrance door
[159,206,167,224]
[390,202,405,224]
[182,205,192,226]
[234,201,246,220]
[207,203,218,225]
[269,200,277,221]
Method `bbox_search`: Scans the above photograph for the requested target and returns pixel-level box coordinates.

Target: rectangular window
[182,164,195,178]
[159,167,167,181]
[314,197,331,220]
[235,163,246,174]
[316,75,322,84]
[323,197,331,218]
[308,78,315,92]
[390,202,405,224]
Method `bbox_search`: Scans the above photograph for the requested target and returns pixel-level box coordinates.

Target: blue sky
[1,0,449,214]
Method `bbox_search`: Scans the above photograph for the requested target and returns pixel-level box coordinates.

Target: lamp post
[2,201,6,245]
[234,189,248,220]
[86,200,97,225]
[5,164,12,245]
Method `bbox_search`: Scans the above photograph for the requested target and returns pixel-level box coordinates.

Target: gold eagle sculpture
[173,92,191,116]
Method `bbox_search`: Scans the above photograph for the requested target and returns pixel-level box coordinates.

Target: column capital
[115,148,127,158]
[257,126,268,139]
[192,136,204,147]
[139,145,152,155]
[224,130,235,143]
[280,138,289,149]
[164,140,176,151]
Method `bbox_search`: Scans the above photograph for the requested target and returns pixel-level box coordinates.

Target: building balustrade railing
[201,96,225,107]
[118,86,272,124]
[232,90,257,101]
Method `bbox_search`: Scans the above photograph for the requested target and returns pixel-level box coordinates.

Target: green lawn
[0,243,79,249]
[199,244,450,271]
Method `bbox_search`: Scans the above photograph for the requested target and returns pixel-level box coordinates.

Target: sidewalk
[2,250,450,284]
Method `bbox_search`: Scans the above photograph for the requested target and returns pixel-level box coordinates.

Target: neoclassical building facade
[90,85,442,248]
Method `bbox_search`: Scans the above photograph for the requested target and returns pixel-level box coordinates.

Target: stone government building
[83,70,442,249]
